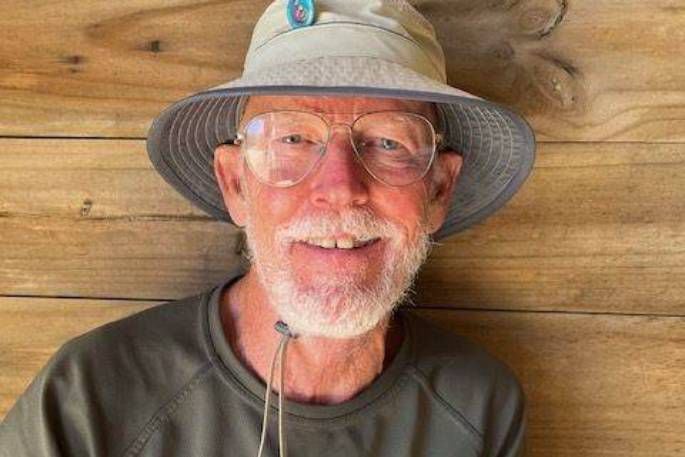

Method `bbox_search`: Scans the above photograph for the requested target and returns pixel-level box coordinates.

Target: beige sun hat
[146,0,536,239]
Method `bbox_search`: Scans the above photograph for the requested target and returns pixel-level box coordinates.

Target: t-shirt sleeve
[483,363,528,457]
[0,339,97,456]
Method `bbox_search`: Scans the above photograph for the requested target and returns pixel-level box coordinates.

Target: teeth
[302,236,377,250]
[337,237,354,249]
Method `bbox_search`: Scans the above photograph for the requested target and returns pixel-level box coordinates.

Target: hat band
[243,22,446,82]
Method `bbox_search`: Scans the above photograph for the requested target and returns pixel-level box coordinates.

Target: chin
[293,273,380,295]
[269,277,401,338]
[244,213,433,338]
[277,304,392,339]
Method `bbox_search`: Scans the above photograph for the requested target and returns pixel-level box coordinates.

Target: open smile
[297,235,380,250]
[290,236,385,266]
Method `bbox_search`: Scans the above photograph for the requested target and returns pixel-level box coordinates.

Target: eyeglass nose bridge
[324,121,355,147]
[318,121,374,176]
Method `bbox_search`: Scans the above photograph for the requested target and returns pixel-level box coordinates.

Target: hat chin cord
[256,320,297,457]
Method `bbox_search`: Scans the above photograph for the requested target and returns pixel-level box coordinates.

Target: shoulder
[66,288,209,363]
[1,288,217,456]
[403,309,522,389]
[402,309,527,455]
[58,288,213,382]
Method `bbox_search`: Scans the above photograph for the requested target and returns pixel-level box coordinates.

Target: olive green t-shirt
[1,268,527,456]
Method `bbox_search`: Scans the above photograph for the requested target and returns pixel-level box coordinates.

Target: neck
[219,268,404,405]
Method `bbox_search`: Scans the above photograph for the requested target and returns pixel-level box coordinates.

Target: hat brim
[146,56,536,239]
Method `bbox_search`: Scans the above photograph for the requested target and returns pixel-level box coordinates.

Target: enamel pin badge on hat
[287,0,316,28]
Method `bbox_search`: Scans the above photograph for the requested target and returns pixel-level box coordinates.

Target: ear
[213,143,248,227]
[425,151,463,234]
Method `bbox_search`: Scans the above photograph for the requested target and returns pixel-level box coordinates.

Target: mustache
[276,208,402,242]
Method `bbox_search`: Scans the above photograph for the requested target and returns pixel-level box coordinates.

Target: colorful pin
[286,0,315,29]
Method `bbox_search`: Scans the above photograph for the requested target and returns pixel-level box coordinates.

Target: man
[1,1,535,456]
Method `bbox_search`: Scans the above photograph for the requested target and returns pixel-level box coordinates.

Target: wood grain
[420,308,685,457]
[1,299,683,456]
[0,138,212,218]
[0,216,244,300]
[1,138,683,313]
[0,0,683,141]
[1,2,682,457]
[419,0,685,142]
[0,297,157,420]
[416,140,685,314]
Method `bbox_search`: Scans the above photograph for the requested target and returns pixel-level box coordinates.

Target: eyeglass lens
[241,111,436,187]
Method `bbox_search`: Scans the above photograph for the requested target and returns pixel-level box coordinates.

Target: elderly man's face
[214,95,462,338]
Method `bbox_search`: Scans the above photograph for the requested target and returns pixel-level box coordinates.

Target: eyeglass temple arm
[219,132,244,146]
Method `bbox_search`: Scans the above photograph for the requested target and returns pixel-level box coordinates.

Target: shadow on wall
[416,0,585,117]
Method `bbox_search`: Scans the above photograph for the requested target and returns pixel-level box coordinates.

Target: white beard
[243,207,432,338]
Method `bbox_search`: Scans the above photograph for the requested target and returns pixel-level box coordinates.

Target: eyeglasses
[226,110,445,187]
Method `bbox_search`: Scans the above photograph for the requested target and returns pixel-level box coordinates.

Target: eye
[380,138,399,150]
[361,137,404,151]
[281,134,302,144]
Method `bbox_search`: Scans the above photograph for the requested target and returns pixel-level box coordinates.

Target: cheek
[370,187,430,236]
[245,177,430,241]
[244,183,306,233]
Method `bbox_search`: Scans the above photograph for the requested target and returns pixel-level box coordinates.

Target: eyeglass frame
[220,109,451,188]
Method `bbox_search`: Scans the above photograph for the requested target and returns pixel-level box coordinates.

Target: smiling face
[214,95,462,338]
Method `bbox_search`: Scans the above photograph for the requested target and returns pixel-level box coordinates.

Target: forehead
[242,94,438,122]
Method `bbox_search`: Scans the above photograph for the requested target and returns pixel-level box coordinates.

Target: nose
[307,124,370,209]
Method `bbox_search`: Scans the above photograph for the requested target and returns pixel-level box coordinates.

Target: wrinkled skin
[213,95,462,404]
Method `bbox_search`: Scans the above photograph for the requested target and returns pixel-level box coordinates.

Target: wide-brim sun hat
[146,0,536,240]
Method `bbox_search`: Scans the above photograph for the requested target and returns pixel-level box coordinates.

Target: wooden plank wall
[1,0,683,455]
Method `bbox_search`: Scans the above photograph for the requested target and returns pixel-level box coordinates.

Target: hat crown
[244,0,447,82]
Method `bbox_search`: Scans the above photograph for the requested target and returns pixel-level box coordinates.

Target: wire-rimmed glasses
[227,110,444,187]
